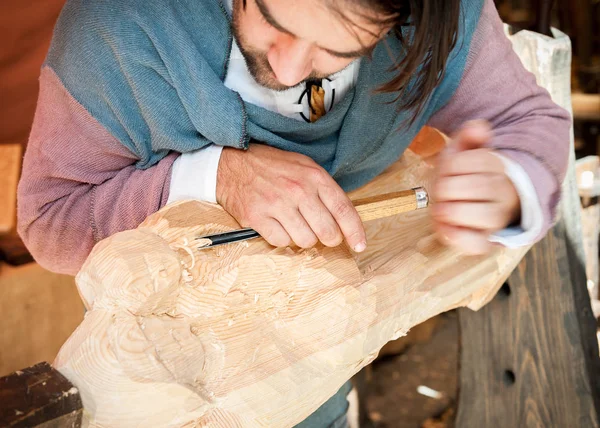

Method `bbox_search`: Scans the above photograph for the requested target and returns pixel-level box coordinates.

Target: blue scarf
[46,0,484,191]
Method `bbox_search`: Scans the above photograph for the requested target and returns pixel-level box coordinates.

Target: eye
[323,44,375,60]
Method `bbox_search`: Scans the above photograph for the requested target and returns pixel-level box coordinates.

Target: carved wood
[52,137,529,427]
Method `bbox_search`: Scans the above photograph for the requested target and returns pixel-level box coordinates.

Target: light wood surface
[51,130,529,427]
[0,144,22,234]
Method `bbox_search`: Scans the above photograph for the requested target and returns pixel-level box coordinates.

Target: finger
[276,208,319,249]
[431,201,510,231]
[434,222,493,255]
[299,198,343,247]
[253,217,292,248]
[318,184,367,252]
[447,120,492,153]
[432,173,506,203]
[437,149,505,177]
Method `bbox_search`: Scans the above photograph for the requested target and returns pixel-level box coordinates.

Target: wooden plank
[0,144,22,234]
[456,189,600,426]
[0,362,82,428]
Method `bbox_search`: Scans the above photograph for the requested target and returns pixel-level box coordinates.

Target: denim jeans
[293,380,351,428]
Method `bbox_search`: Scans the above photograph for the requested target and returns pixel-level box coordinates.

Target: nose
[267,35,313,87]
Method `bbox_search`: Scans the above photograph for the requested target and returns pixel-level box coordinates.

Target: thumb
[447,120,493,154]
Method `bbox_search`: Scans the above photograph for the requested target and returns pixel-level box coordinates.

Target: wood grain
[353,189,420,222]
[457,220,600,427]
[0,144,22,234]
[51,140,530,427]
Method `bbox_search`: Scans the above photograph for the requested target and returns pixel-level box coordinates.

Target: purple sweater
[17,0,571,275]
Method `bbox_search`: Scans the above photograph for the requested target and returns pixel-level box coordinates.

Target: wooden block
[50,145,529,427]
[0,362,82,427]
[0,144,22,234]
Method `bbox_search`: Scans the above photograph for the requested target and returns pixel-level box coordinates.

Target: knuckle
[293,151,314,164]
[243,210,262,226]
[332,199,354,218]
[307,166,328,183]
[319,227,342,246]
[282,179,306,198]
[263,190,283,206]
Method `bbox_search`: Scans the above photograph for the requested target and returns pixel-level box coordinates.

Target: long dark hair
[338,0,462,120]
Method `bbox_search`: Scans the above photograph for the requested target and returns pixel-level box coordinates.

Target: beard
[231,6,329,91]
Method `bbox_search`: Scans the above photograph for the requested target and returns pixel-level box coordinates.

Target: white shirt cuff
[166,144,223,204]
[488,152,544,248]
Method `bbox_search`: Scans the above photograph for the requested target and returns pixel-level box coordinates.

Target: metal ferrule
[413,187,429,209]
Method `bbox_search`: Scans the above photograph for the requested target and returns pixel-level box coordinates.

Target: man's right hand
[216,144,367,252]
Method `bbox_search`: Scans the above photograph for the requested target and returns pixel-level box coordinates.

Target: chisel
[195,187,428,249]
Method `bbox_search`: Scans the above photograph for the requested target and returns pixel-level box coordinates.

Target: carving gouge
[195,187,428,249]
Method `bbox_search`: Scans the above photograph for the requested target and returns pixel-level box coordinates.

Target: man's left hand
[430,121,521,255]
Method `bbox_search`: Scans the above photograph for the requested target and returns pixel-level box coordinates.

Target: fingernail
[353,242,366,252]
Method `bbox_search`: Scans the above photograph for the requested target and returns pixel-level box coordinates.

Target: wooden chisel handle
[352,187,428,222]
[195,187,428,248]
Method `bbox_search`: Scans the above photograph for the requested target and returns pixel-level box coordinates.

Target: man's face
[232,0,389,90]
